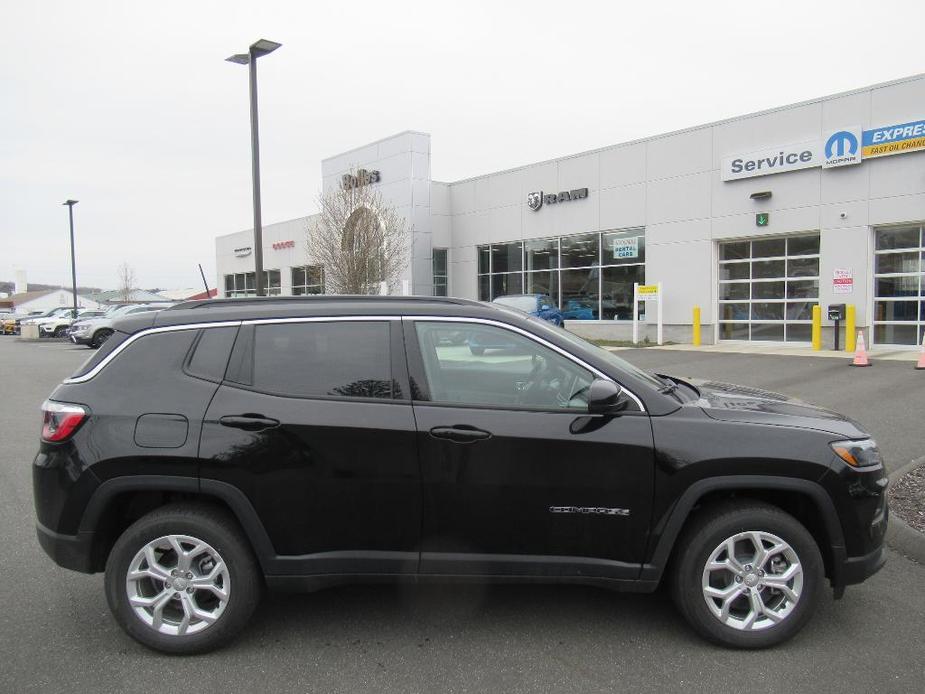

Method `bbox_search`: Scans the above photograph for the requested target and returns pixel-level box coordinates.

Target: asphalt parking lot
[1,337,923,693]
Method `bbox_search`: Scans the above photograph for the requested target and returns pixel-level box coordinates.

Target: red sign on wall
[272,240,295,250]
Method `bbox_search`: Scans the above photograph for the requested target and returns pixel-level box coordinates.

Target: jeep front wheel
[671,501,824,648]
[104,504,262,654]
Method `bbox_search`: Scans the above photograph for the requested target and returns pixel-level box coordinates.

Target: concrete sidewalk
[607,341,923,362]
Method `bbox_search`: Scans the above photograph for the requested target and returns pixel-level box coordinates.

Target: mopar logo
[823,127,862,169]
[826,131,858,158]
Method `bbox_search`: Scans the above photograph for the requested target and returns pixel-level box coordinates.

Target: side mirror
[540,304,551,311]
[587,378,630,415]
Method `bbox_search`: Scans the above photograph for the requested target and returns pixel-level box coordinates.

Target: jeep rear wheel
[105,504,262,654]
[671,501,824,648]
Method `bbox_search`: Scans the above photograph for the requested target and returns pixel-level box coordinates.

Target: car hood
[683,378,868,438]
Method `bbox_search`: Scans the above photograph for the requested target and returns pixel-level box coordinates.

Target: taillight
[41,400,89,442]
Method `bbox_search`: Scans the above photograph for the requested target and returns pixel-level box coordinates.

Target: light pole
[226,39,282,297]
[62,200,79,318]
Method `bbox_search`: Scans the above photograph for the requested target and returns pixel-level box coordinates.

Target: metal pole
[66,202,78,318]
[248,48,265,296]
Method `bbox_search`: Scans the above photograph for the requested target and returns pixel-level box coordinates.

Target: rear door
[406,319,655,580]
[199,317,421,575]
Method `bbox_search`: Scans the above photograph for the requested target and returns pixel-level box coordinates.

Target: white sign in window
[613,237,639,259]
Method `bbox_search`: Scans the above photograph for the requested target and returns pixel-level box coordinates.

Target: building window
[718,234,819,342]
[433,249,448,296]
[292,265,325,295]
[476,228,644,320]
[873,225,924,346]
[224,270,281,298]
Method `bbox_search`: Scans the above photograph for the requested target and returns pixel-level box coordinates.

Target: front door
[199,318,421,575]
[405,319,654,581]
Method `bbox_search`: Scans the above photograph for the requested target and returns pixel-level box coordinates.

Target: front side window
[252,321,393,399]
[413,321,593,411]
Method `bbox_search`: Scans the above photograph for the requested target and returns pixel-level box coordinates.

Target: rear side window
[251,321,392,399]
[70,331,130,379]
[185,327,239,382]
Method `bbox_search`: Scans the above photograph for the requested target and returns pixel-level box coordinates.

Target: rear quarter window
[184,327,239,382]
[70,331,131,379]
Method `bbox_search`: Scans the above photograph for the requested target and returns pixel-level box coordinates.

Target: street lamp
[62,200,79,318]
[226,38,282,297]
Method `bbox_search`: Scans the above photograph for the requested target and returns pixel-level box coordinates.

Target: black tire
[670,500,824,649]
[91,328,113,349]
[105,503,262,654]
[53,326,67,338]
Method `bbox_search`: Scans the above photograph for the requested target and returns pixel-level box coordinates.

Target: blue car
[468,295,563,355]
[492,294,563,325]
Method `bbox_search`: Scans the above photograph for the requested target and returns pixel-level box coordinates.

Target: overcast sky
[2,0,923,291]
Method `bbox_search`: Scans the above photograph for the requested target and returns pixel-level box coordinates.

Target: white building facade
[216,74,925,347]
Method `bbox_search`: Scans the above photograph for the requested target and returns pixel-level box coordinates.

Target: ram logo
[527,191,544,211]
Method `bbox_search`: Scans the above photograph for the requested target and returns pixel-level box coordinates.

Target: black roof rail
[166,295,482,311]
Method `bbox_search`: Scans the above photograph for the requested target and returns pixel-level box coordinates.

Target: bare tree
[117,262,136,302]
[307,169,410,294]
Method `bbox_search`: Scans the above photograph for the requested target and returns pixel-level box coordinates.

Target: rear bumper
[36,522,96,573]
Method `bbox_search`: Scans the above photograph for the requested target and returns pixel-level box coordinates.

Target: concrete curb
[14,337,69,344]
[885,456,925,565]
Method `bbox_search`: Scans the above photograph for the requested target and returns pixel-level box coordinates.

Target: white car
[69,304,172,348]
[38,308,107,338]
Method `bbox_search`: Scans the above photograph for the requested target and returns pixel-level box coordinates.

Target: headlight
[830,439,882,468]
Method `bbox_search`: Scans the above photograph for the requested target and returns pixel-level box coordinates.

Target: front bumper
[841,544,887,586]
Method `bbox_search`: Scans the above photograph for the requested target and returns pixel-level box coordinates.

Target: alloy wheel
[125,534,230,636]
[701,530,803,631]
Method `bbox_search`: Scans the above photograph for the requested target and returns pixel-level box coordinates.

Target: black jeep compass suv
[33,296,888,653]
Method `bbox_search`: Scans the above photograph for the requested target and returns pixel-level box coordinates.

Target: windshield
[527,316,667,391]
[493,295,538,313]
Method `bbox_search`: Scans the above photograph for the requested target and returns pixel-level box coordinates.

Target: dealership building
[216,73,925,347]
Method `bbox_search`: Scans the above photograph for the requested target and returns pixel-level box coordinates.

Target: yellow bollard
[692,306,701,346]
[845,304,856,353]
[812,305,822,351]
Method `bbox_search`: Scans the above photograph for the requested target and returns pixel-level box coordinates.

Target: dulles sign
[341,168,380,190]
[527,187,588,211]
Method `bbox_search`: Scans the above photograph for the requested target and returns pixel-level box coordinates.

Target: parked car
[38,309,107,338]
[16,307,73,335]
[492,294,563,325]
[68,304,170,348]
[34,296,887,654]
[0,311,16,334]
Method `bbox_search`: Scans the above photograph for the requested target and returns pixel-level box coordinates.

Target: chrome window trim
[63,321,243,384]
[403,315,647,413]
[62,314,647,412]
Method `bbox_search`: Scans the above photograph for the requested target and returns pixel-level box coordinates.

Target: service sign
[637,284,660,297]
[722,139,819,181]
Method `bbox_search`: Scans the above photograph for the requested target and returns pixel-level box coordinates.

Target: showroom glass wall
[224,270,282,297]
[873,224,925,346]
[718,233,820,342]
[476,229,645,320]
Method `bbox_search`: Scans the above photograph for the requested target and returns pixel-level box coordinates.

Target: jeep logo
[526,187,588,211]
[341,169,381,190]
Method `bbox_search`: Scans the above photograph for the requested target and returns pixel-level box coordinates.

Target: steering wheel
[518,355,577,407]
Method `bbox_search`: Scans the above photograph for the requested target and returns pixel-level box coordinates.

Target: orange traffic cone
[916,334,925,370]
[851,330,871,367]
